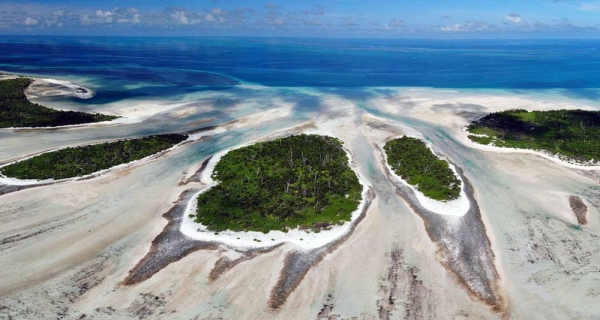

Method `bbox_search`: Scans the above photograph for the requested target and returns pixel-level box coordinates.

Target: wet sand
[123,188,220,285]
[1,80,599,319]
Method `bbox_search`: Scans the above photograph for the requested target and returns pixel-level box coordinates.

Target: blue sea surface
[1,36,599,99]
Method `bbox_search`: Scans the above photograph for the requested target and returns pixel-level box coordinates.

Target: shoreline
[37,78,95,100]
[0,116,141,131]
[460,127,600,171]
[179,129,373,250]
[0,146,178,186]
[0,74,131,130]
[378,136,470,217]
[0,132,215,186]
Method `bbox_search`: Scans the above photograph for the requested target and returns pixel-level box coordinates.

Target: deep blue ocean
[1,36,600,100]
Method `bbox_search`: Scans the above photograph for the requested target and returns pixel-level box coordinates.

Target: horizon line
[2,34,600,41]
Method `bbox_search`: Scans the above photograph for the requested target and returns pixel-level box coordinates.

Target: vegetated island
[467,109,600,163]
[0,134,187,180]
[384,136,461,201]
[195,134,363,233]
[0,77,118,128]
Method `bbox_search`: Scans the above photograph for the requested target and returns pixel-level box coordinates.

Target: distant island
[0,77,118,128]
[384,136,461,201]
[0,134,187,180]
[194,134,363,233]
[467,109,600,163]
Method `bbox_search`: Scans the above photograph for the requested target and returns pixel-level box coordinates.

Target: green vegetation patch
[0,77,118,128]
[0,134,187,180]
[467,109,600,163]
[195,134,363,233]
[384,136,461,201]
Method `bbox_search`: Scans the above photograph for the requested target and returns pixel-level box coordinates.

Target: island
[194,134,363,233]
[467,109,600,163]
[0,134,187,180]
[0,77,118,128]
[384,136,461,201]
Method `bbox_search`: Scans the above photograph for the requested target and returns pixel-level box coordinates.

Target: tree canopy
[0,134,187,180]
[467,109,600,163]
[0,77,118,128]
[195,134,363,233]
[384,136,461,201]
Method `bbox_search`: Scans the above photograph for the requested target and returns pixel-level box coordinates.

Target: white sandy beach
[377,135,470,217]
[0,134,197,186]
[179,126,372,250]
[458,127,600,171]
[1,80,600,319]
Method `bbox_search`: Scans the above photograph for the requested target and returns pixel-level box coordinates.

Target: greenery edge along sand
[192,134,364,234]
[384,136,461,201]
[467,109,600,166]
[0,77,118,128]
[0,134,188,181]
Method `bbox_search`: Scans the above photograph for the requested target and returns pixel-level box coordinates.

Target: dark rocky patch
[124,188,284,286]
[126,293,167,319]
[0,214,86,250]
[431,103,486,120]
[381,150,505,312]
[124,189,220,285]
[377,248,432,320]
[0,248,117,319]
[180,156,213,186]
[208,244,283,282]
[0,183,52,197]
[268,188,375,310]
[317,294,335,319]
[569,195,588,225]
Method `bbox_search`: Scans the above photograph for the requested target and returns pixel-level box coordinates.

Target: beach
[1,76,599,319]
[179,122,373,251]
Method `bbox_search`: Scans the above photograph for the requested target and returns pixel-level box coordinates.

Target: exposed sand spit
[268,188,375,310]
[123,188,220,285]
[383,153,505,312]
[376,248,433,320]
[2,81,600,319]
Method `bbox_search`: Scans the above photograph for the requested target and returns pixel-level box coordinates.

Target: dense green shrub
[0,134,187,180]
[195,134,363,233]
[384,136,461,201]
[0,77,118,128]
[467,109,600,162]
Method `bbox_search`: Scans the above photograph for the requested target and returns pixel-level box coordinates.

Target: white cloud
[79,14,93,26]
[96,10,113,24]
[441,23,461,32]
[1,2,598,35]
[96,10,112,18]
[172,11,188,25]
[506,13,522,24]
[440,21,493,32]
[23,17,38,26]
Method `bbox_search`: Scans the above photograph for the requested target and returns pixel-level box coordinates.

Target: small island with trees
[0,77,118,128]
[194,134,363,233]
[467,109,600,164]
[0,134,187,180]
[384,136,461,201]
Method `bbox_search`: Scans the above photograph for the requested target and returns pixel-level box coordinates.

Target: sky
[1,0,600,38]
